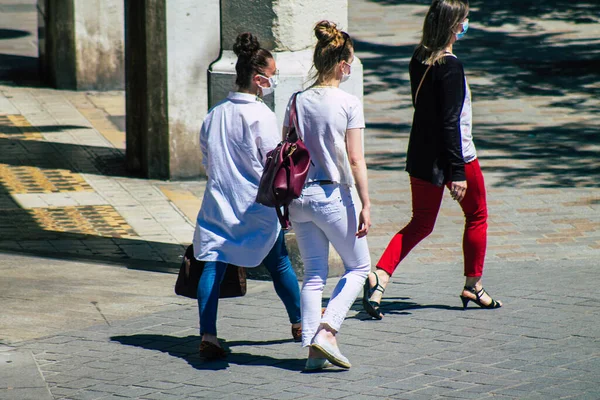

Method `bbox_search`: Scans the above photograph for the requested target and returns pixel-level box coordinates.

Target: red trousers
[377,159,488,277]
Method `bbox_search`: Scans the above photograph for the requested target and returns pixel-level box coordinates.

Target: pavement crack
[91,301,111,326]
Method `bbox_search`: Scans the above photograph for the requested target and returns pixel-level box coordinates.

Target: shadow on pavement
[0,122,186,269]
[349,297,463,320]
[0,21,191,269]
[110,334,305,372]
[357,0,600,188]
[379,300,464,315]
[476,122,600,188]
[355,39,414,99]
[0,136,131,177]
[365,0,600,24]
[0,54,39,86]
[0,28,30,40]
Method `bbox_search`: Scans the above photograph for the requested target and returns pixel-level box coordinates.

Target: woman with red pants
[362,0,502,320]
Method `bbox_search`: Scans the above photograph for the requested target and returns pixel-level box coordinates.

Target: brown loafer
[291,326,302,342]
[199,341,227,360]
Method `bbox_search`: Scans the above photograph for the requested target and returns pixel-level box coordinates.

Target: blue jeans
[197,230,301,336]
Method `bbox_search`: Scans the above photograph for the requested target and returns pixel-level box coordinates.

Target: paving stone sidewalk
[0,0,598,273]
[1,0,599,399]
[7,256,600,400]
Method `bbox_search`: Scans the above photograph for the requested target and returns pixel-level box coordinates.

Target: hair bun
[233,33,260,57]
[314,20,342,45]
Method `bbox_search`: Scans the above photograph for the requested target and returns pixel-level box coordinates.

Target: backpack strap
[286,92,300,142]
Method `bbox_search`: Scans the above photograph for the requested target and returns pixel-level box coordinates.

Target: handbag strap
[414,64,432,106]
[286,92,300,141]
[276,205,291,230]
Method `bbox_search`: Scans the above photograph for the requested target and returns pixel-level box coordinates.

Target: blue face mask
[456,19,469,40]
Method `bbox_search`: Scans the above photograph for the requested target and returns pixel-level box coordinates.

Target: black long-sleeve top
[405,53,466,186]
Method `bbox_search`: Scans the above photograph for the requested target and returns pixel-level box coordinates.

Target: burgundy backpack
[256,93,311,229]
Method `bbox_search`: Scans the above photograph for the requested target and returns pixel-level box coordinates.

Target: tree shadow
[356,0,600,187]
[364,0,600,23]
[367,151,406,171]
[110,334,305,372]
[355,39,414,97]
[476,122,600,188]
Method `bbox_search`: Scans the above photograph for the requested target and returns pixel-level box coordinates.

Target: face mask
[257,74,278,96]
[456,19,469,40]
[340,62,351,83]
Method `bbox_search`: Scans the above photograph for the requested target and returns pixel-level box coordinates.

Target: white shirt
[193,92,281,267]
[284,87,365,186]
[461,78,477,163]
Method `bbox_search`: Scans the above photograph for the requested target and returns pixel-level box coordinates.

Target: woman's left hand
[356,207,371,238]
[449,180,467,202]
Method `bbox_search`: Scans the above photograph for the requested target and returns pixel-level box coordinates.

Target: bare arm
[346,128,371,237]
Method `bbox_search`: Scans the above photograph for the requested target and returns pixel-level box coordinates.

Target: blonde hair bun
[314,20,342,45]
[233,32,260,58]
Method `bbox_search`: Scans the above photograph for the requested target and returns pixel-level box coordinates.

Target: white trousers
[289,184,371,347]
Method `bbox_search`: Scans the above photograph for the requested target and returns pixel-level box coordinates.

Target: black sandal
[460,286,502,309]
[362,272,385,320]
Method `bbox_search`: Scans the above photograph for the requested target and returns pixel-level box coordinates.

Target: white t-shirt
[284,87,365,187]
[445,52,477,163]
[460,78,477,163]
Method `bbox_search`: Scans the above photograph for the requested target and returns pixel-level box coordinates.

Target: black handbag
[175,244,247,299]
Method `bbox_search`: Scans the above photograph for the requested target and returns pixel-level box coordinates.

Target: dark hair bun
[314,20,341,44]
[233,32,260,57]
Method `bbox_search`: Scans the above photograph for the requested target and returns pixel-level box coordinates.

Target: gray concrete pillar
[209,0,364,124]
[124,0,220,179]
[37,0,124,90]
[208,0,365,277]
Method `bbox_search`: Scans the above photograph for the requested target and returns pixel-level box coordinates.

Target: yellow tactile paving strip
[29,206,137,237]
[0,114,138,239]
[0,165,93,193]
[0,115,44,141]
[0,206,137,239]
[0,115,92,192]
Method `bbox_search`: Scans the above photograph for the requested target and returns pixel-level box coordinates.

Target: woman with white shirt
[193,33,301,360]
[285,20,371,370]
[363,0,502,320]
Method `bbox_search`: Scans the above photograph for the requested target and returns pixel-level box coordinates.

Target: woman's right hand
[449,180,467,202]
[356,206,371,238]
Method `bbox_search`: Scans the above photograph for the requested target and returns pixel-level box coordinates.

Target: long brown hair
[415,0,469,65]
[311,20,354,83]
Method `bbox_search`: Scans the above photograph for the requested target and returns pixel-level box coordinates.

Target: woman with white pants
[285,20,371,370]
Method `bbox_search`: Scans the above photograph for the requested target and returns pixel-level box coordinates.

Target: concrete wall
[73,0,124,90]
[37,0,124,90]
[220,0,348,52]
[210,0,362,127]
[125,0,220,179]
[166,1,220,178]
